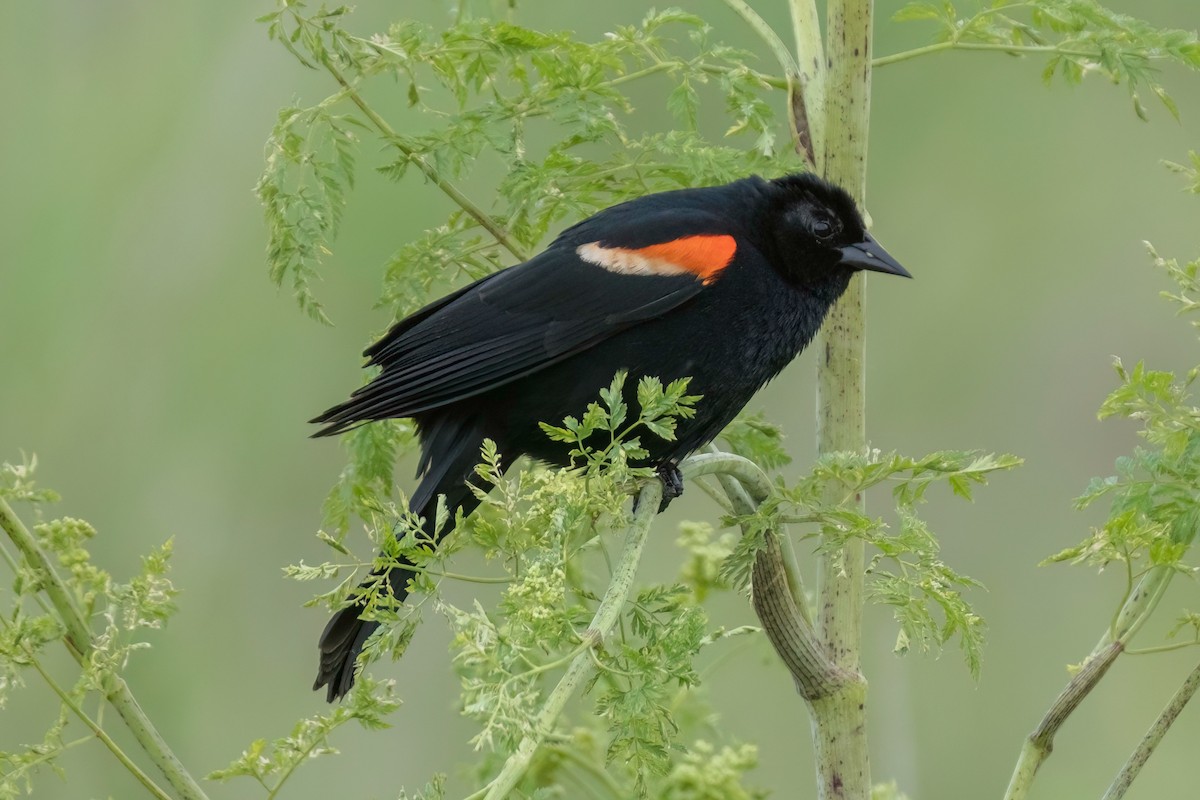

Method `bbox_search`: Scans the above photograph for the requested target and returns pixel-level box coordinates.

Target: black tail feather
[313,414,488,702]
[313,568,409,702]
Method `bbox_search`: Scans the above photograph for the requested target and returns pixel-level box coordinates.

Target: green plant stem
[1101,658,1200,800]
[1003,565,1178,799]
[0,616,173,800]
[1004,641,1124,800]
[720,0,802,79]
[0,497,92,653]
[1125,640,1200,656]
[873,40,1111,68]
[691,446,813,628]
[819,0,871,671]
[608,59,789,90]
[787,0,826,166]
[475,479,663,800]
[811,0,874,796]
[1101,565,1175,648]
[681,449,773,499]
[690,449,844,697]
[0,496,210,800]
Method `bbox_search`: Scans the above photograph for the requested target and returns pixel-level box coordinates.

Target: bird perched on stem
[310,172,910,701]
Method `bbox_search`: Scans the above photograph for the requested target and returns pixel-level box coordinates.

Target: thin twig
[873,40,1124,68]
[0,496,211,800]
[1003,565,1179,800]
[0,616,174,800]
[686,448,842,698]
[1101,658,1200,800]
[290,10,528,263]
[474,479,663,800]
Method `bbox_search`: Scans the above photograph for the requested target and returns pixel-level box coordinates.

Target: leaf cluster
[1045,249,1200,607]
[209,675,401,793]
[294,375,749,797]
[0,460,179,797]
[539,371,700,479]
[258,1,800,323]
[721,449,1021,677]
[895,0,1200,119]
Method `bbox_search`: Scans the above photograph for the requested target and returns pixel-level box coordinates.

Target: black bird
[310,172,910,701]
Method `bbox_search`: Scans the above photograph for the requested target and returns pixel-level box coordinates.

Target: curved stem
[679,450,774,500]
[695,445,811,622]
[475,479,663,800]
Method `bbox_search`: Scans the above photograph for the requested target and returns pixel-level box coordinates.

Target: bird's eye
[812,217,836,241]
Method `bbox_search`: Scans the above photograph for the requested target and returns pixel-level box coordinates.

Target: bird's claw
[657,461,684,512]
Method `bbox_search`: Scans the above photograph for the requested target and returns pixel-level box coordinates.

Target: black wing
[310,208,737,436]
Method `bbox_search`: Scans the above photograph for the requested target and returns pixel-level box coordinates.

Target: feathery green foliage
[0,461,193,800]
[1041,246,1200,640]
[892,0,1200,119]
[4,0,1197,798]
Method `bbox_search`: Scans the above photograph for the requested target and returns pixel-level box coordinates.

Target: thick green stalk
[811,0,875,797]
[0,497,211,800]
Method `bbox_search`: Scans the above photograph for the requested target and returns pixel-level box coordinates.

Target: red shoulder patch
[577,234,737,285]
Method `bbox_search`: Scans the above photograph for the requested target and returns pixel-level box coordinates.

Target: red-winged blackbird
[310,172,910,701]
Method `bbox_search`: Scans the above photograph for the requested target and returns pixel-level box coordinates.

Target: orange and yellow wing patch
[577,234,736,285]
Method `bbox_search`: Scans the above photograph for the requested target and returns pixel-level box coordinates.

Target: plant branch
[694,445,810,624]
[608,59,789,91]
[323,64,528,262]
[873,40,1123,68]
[291,11,528,263]
[0,496,210,800]
[687,448,846,697]
[787,0,826,167]
[0,497,92,653]
[1101,658,1200,800]
[11,627,174,800]
[1004,565,1179,799]
[720,0,802,79]
[476,479,663,800]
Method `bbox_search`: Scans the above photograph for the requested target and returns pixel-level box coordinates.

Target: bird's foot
[656,461,684,512]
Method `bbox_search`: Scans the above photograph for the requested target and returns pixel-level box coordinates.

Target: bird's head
[764,173,911,287]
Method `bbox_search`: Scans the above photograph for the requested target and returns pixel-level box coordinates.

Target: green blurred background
[3,1,1199,798]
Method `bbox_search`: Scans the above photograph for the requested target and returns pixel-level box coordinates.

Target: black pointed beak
[839,235,912,278]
